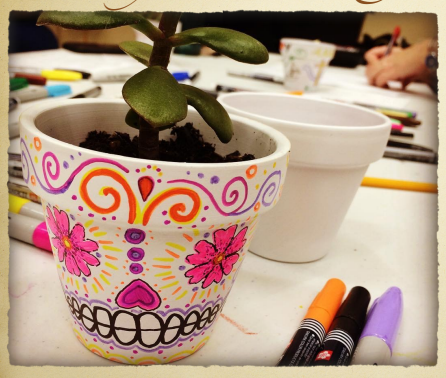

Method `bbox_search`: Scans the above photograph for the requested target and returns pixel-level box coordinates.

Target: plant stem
[138,12,182,160]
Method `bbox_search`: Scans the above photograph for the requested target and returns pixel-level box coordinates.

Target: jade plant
[37,11,269,160]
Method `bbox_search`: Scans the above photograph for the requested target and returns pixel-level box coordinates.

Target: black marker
[277,279,346,366]
[312,286,370,366]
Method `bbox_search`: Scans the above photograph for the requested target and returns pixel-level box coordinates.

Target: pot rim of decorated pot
[19,98,291,169]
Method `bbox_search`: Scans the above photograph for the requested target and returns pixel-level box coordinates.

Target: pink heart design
[115,279,161,311]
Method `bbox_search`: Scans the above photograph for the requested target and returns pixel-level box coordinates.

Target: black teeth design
[66,295,221,348]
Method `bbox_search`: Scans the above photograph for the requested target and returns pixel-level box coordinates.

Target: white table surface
[8,50,438,367]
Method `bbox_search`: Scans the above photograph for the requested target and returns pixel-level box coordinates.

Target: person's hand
[365,40,430,89]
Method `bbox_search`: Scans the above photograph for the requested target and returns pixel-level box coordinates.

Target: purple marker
[351,287,403,365]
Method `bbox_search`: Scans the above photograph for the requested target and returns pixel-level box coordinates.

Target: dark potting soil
[79,123,255,163]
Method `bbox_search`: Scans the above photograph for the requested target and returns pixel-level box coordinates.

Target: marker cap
[359,287,403,354]
[32,222,52,252]
[46,85,72,97]
[305,278,346,331]
[14,73,47,85]
[9,193,29,214]
[329,286,371,342]
[10,77,29,91]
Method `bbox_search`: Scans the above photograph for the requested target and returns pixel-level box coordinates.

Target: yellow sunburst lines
[92,284,99,293]
[105,262,118,270]
[199,290,206,299]
[94,232,107,237]
[176,290,188,300]
[75,280,80,290]
[100,274,110,285]
[102,246,122,252]
[153,257,174,262]
[155,271,173,277]
[85,219,94,228]
[192,229,200,236]
[165,242,186,252]
[214,285,218,293]
[66,277,70,284]
[160,280,179,289]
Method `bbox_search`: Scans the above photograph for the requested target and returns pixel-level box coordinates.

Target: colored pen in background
[352,287,403,365]
[312,286,371,366]
[277,278,346,366]
[385,26,401,56]
[9,193,44,220]
[8,212,51,252]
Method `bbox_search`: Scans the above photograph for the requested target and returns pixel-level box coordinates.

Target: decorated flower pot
[19,99,290,364]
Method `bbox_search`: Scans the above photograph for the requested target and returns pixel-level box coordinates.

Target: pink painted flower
[46,206,100,277]
[185,225,248,288]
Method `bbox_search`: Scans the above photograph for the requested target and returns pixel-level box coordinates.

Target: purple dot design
[204,232,210,238]
[202,299,206,303]
[129,263,143,274]
[198,173,204,179]
[78,206,83,211]
[71,195,77,200]
[186,171,190,175]
[164,220,171,225]
[124,228,146,244]
[157,179,162,183]
[220,279,226,285]
[78,152,82,156]
[192,287,199,292]
[88,213,94,218]
[63,161,69,169]
[107,299,111,303]
[192,225,197,228]
[127,247,145,262]
[95,253,102,258]
[102,217,106,221]
[62,267,66,272]
[241,223,245,228]
[70,155,74,160]
[70,214,76,221]
[147,165,151,169]
[204,206,209,211]
[185,304,190,308]
[210,176,220,184]
[178,265,186,271]
[165,305,170,309]
[136,169,140,173]
[112,216,116,220]
[201,217,206,222]
[156,168,161,172]
[84,294,88,298]
[82,277,87,283]
[162,210,168,216]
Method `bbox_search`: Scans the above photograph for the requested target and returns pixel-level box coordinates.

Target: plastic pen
[8,212,52,252]
[9,193,44,220]
[312,286,371,366]
[14,73,47,85]
[41,69,82,81]
[11,85,72,103]
[385,26,401,56]
[352,287,403,365]
[277,279,346,366]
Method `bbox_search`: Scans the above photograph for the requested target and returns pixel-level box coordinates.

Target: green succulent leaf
[169,27,269,64]
[37,11,147,30]
[119,41,153,66]
[180,84,233,143]
[125,109,140,129]
[123,67,187,128]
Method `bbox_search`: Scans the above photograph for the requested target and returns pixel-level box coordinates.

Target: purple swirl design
[20,138,129,194]
[168,170,281,216]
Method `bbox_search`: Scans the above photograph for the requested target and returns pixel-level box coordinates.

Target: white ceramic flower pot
[218,93,391,263]
[19,99,290,364]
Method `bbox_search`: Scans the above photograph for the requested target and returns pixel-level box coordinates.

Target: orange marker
[277,278,346,366]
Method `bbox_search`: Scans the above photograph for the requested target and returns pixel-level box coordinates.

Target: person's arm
[365,39,437,91]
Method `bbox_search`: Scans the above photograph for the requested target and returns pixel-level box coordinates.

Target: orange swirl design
[80,168,137,224]
[142,188,201,226]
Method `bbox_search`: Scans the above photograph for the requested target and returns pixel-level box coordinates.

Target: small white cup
[218,93,391,263]
[279,38,336,92]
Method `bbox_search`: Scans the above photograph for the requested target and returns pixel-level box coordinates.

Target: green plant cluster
[37,11,269,158]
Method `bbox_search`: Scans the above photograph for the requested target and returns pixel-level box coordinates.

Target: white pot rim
[19,98,291,168]
[280,38,336,49]
[217,92,391,134]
